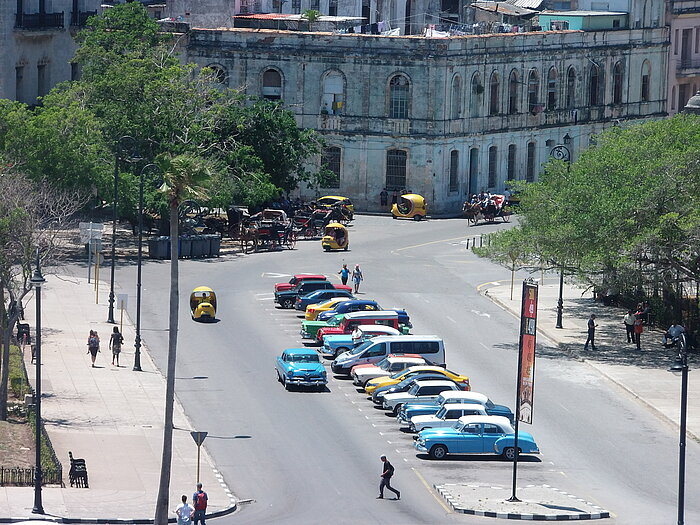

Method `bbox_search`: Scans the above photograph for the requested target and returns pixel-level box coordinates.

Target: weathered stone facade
[0,1,102,105]
[667,0,700,115]
[184,26,668,213]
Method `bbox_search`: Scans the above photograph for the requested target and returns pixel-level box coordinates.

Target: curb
[0,502,237,524]
[434,484,610,520]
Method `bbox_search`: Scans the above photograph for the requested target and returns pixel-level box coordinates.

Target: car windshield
[374,357,390,369]
[390,369,410,380]
[485,400,495,409]
[292,354,320,363]
[327,316,343,326]
[435,407,447,419]
[350,340,373,355]
[407,383,420,395]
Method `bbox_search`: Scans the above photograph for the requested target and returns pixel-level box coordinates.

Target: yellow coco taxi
[316,195,354,214]
[364,365,470,394]
[305,297,351,321]
[190,286,217,322]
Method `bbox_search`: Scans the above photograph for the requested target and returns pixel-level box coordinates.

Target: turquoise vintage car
[414,415,539,460]
[275,348,327,391]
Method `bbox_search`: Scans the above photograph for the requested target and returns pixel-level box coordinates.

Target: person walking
[377,455,400,500]
[623,310,636,344]
[192,483,208,525]
[87,330,100,367]
[109,326,124,366]
[338,264,350,286]
[352,264,363,294]
[584,314,597,350]
[633,314,644,350]
[174,495,194,525]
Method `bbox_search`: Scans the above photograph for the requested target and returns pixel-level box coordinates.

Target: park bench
[68,451,89,488]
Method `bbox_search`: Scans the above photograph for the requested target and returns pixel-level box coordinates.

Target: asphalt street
[113,215,700,524]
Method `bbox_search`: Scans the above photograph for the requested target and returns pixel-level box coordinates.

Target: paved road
[115,215,700,524]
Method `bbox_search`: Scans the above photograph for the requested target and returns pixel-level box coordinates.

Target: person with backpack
[377,455,400,500]
[192,483,208,525]
[87,330,100,368]
[174,494,194,525]
[109,326,124,367]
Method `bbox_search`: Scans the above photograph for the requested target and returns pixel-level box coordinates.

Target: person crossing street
[377,455,400,500]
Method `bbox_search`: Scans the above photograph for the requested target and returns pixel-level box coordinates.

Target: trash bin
[179,236,193,258]
[209,234,221,257]
[188,236,203,258]
[148,236,170,259]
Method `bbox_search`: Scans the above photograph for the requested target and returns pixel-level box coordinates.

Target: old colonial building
[667,0,700,115]
[179,16,667,213]
[0,1,101,104]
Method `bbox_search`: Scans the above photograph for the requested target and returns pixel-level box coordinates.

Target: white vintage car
[382,380,460,415]
[409,403,487,432]
[351,354,426,387]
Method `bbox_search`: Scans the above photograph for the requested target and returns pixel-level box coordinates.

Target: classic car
[364,366,470,395]
[413,415,540,460]
[383,380,461,415]
[322,326,402,359]
[275,280,338,309]
[398,391,514,425]
[316,300,382,322]
[351,354,426,386]
[274,274,352,294]
[317,311,406,344]
[305,297,353,321]
[409,403,487,432]
[371,374,459,405]
[275,348,328,391]
[295,289,354,311]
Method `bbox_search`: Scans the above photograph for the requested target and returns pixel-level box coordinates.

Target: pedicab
[190,287,217,321]
[321,222,349,251]
[391,194,427,221]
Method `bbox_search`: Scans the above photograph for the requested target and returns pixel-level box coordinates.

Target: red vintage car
[275,274,351,293]
[316,311,402,343]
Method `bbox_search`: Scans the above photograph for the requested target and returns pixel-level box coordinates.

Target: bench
[68,451,89,488]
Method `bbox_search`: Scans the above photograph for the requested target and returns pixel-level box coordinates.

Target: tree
[153,154,212,525]
[301,9,322,31]
[0,169,83,420]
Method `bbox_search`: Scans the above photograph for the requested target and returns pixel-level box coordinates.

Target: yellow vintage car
[316,195,354,214]
[305,297,352,321]
[190,286,217,321]
[364,365,470,394]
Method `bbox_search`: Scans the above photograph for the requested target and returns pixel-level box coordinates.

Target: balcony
[677,58,700,76]
[670,0,700,14]
[15,12,65,30]
[70,10,97,27]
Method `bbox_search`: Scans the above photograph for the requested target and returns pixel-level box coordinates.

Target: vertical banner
[518,280,538,424]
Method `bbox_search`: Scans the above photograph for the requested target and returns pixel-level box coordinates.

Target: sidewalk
[483,276,699,441]
[0,267,236,523]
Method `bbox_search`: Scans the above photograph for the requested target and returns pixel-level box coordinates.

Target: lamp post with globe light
[549,134,571,329]
[669,333,689,525]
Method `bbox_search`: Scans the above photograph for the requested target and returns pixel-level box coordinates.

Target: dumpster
[179,236,193,258]
[148,236,170,259]
[191,236,208,258]
[209,234,221,257]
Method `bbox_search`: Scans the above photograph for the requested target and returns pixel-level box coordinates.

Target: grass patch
[9,344,30,399]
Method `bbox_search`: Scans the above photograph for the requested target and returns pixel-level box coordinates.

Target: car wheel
[284,378,291,391]
[414,214,422,221]
[276,370,282,383]
[282,298,294,309]
[391,403,402,416]
[502,447,518,461]
[429,444,448,460]
[334,346,349,358]
[392,214,397,219]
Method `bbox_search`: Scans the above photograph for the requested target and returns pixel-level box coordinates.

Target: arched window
[566,67,576,108]
[451,75,462,119]
[386,149,407,190]
[489,72,500,116]
[612,62,623,105]
[547,67,557,110]
[321,70,345,114]
[508,70,519,114]
[527,69,540,113]
[206,64,228,86]
[488,146,498,188]
[262,68,282,100]
[470,73,482,117]
[321,146,341,188]
[389,74,410,119]
[641,61,651,102]
[526,141,536,182]
[507,144,516,180]
[589,64,601,106]
[449,150,459,192]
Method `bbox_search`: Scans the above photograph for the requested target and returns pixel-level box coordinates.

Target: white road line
[479,342,489,350]
[446,316,456,323]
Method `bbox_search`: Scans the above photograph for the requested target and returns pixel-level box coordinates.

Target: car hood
[287,363,326,374]
[323,334,353,344]
[302,320,330,328]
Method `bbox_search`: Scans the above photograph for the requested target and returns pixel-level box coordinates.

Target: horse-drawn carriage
[240,209,297,253]
[462,194,512,226]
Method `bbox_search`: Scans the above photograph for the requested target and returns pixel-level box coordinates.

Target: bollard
[466,238,470,249]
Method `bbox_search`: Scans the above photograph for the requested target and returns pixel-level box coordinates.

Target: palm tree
[154,154,211,525]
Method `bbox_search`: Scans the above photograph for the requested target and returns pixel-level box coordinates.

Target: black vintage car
[274,280,338,309]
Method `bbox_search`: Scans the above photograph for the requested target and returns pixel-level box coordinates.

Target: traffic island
[434,483,610,520]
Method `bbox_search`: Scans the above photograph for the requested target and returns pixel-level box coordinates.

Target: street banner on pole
[518,281,538,424]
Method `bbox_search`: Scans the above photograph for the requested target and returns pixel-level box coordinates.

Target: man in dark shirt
[584,314,597,350]
[377,455,400,500]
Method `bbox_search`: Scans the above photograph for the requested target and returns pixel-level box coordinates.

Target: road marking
[394,236,469,252]
[470,309,490,318]
[479,342,489,350]
[261,272,290,278]
[445,316,456,323]
[413,468,452,513]
[476,279,509,291]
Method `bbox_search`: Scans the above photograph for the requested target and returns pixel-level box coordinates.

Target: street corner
[434,483,610,520]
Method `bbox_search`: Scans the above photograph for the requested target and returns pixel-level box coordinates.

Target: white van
[331,335,445,375]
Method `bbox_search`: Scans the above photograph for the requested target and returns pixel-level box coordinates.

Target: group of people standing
[174,483,208,524]
[338,263,364,294]
[86,327,124,367]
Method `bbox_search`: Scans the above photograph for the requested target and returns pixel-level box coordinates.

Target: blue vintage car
[414,415,539,460]
[398,391,514,425]
[294,289,354,311]
[275,348,327,391]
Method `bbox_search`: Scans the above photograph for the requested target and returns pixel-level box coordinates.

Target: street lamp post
[669,335,689,525]
[30,249,45,515]
[134,163,160,372]
[550,138,571,330]
[107,136,141,324]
